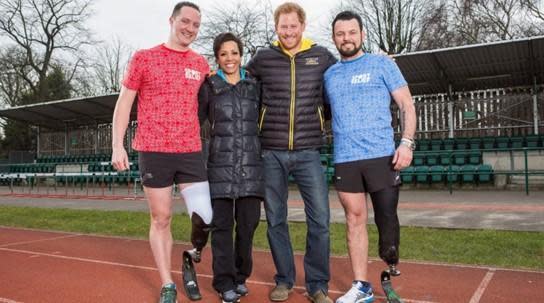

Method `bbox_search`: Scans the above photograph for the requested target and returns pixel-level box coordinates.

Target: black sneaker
[235,283,249,296]
[220,289,240,303]
[159,284,177,303]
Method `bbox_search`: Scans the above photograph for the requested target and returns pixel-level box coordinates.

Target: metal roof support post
[533,76,539,135]
[64,125,69,156]
[128,124,132,153]
[95,123,99,155]
[448,84,454,138]
[36,126,40,158]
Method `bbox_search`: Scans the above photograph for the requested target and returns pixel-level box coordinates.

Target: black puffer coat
[198,73,264,199]
[246,40,337,150]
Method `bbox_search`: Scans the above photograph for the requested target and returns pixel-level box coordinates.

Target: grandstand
[0,36,543,195]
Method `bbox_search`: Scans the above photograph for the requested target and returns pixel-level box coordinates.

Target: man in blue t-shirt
[324,11,416,303]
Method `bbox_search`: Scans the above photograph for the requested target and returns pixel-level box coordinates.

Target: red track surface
[0,227,542,303]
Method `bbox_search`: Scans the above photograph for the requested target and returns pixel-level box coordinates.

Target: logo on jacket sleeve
[185,68,201,81]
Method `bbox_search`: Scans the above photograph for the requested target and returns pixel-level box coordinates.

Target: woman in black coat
[198,32,264,303]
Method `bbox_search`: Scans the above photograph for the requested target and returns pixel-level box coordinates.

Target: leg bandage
[181,181,213,251]
[370,186,400,266]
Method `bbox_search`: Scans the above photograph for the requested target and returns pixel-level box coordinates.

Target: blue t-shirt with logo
[324,53,407,164]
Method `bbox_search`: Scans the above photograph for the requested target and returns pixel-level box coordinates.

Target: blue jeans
[262,149,330,295]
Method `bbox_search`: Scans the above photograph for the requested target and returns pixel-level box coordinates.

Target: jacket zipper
[289,56,296,150]
[317,105,324,132]
[258,106,267,132]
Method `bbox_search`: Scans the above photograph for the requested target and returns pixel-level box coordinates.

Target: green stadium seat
[439,152,453,165]
[429,165,445,182]
[455,138,469,150]
[413,153,425,166]
[400,166,415,183]
[510,137,524,148]
[478,164,493,183]
[469,138,481,150]
[453,151,468,165]
[430,139,442,151]
[496,137,509,149]
[482,137,495,149]
[461,164,477,182]
[320,154,330,166]
[468,151,481,165]
[525,135,540,148]
[446,165,461,183]
[417,139,430,151]
[426,153,439,166]
[415,166,429,183]
[442,138,455,150]
[326,166,335,184]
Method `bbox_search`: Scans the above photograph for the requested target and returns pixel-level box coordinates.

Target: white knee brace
[181,181,213,225]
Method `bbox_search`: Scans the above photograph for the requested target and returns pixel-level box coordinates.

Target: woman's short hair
[213,32,244,58]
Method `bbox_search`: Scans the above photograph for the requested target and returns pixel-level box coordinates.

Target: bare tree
[0,47,30,107]
[0,0,94,103]
[522,0,544,21]
[196,0,275,63]
[416,1,456,50]
[449,0,543,44]
[90,37,133,94]
[343,0,428,54]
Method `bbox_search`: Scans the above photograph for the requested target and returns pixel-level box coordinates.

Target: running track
[0,227,542,303]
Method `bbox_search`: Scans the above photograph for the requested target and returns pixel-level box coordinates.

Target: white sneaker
[335,281,374,303]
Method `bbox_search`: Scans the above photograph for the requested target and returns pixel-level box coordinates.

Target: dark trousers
[211,196,261,292]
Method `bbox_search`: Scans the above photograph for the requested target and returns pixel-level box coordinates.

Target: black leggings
[369,186,400,265]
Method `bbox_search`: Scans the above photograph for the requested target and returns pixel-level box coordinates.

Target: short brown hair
[274,2,306,26]
[171,1,200,18]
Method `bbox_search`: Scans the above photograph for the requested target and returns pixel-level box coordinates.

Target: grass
[0,205,542,270]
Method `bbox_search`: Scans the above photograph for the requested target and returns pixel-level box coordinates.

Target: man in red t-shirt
[111,2,211,302]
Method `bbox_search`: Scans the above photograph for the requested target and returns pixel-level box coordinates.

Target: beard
[337,41,362,58]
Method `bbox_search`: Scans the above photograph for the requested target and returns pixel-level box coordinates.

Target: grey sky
[88,0,337,50]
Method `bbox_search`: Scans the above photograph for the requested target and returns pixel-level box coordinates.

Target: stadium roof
[0,94,132,130]
[0,35,542,129]
[395,35,544,95]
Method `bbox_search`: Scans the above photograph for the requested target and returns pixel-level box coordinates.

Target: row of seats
[36,153,138,164]
[415,135,543,151]
[9,164,55,173]
[413,151,482,166]
[87,163,139,173]
[401,164,493,184]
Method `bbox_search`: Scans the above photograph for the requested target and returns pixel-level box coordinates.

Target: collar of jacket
[207,70,255,95]
[272,37,315,57]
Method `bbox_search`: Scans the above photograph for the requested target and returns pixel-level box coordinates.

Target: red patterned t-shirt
[123,44,209,153]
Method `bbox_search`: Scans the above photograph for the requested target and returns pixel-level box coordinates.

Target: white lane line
[1,247,160,272]
[0,298,24,303]
[469,269,495,303]
[1,247,438,303]
[0,235,80,248]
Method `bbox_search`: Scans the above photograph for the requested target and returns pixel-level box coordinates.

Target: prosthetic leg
[180,182,213,301]
[370,187,404,303]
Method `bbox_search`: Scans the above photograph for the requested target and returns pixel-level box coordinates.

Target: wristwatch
[400,138,416,151]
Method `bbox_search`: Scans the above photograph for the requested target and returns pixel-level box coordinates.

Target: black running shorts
[334,156,401,193]
[138,151,207,188]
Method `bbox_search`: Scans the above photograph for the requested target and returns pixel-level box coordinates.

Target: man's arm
[111,86,137,171]
[391,86,416,170]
